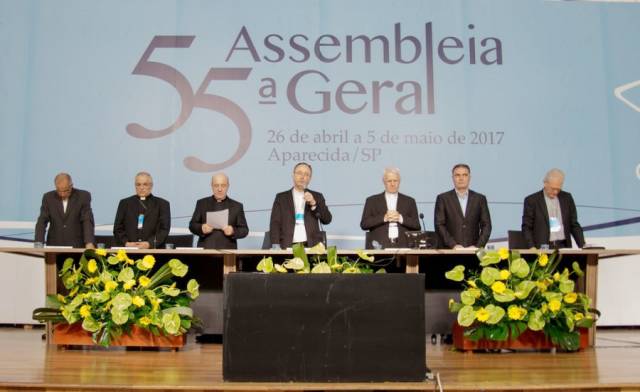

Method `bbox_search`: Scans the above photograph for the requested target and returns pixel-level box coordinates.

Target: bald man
[521,168,585,249]
[35,173,95,248]
[113,172,171,249]
[189,173,249,249]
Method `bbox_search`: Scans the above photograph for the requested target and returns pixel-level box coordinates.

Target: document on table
[206,209,228,229]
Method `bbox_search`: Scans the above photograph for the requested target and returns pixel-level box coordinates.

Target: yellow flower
[126,257,135,265]
[87,259,97,273]
[116,249,127,262]
[132,296,145,308]
[467,279,477,288]
[507,305,527,320]
[95,248,107,257]
[498,247,509,260]
[499,269,511,280]
[139,316,152,326]
[538,253,549,267]
[151,298,163,311]
[448,298,454,307]
[85,277,99,285]
[553,272,561,281]
[79,305,91,318]
[104,281,118,292]
[139,276,151,288]
[564,292,578,304]
[123,279,136,290]
[574,312,584,321]
[56,294,66,304]
[541,303,548,314]
[536,281,548,292]
[548,299,562,312]
[141,255,156,270]
[476,308,490,322]
[491,281,506,294]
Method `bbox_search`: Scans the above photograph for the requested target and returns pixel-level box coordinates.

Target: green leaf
[510,257,530,278]
[543,292,563,302]
[514,280,536,300]
[480,267,500,286]
[110,307,129,325]
[457,305,476,327]
[168,259,188,277]
[375,268,386,274]
[572,261,584,277]
[486,323,508,341]
[292,243,309,271]
[187,279,200,299]
[493,289,516,303]
[162,312,181,335]
[528,309,545,331]
[162,286,180,297]
[559,279,575,294]
[82,317,101,333]
[327,246,338,266]
[460,290,477,305]
[91,291,110,303]
[61,258,74,274]
[117,267,135,282]
[311,262,331,273]
[445,265,465,281]
[111,293,132,309]
[283,257,305,270]
[484,304,506,325]
[107,255,120,265]
[256,257,274,273]
[478,250,501,266]
[162,306,193,318]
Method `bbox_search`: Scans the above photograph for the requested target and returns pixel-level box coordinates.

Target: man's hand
[384,210,400,222]
[138,241,151,249]
[303,192,316,207]
[223,225,234,236]
[453,244,464,250]
[202,223,213,234]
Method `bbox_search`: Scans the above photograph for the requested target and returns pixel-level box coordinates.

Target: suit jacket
[521,190,585,248]
[113,194,170,248]
[269,188,332,249]
[434,189,492,249]
[360,192,420,249]
[34,188,95,247]
[189,196,249,249]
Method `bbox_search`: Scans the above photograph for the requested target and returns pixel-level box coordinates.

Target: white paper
[206,209,229,229]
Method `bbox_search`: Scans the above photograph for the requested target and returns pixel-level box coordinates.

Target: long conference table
[2,246,638,347]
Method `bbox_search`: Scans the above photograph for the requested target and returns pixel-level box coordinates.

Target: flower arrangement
[33,249,200,347]
[256,243,387,273]
[445,248,599,351]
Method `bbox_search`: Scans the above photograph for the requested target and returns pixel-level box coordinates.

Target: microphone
[419,213,426,231]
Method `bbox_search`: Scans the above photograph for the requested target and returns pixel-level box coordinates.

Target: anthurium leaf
[484,304,505,325]
[117,267,135,282]
[274,263,287,273]
[162,312,181,335]
[107,255,120,265]
[111,293,132,309]
[559,279,575,294]
[460,290,476,305]
[292,243,309,270]
[480,267,500,286]
[91,291,110,303]
[110,307,129,325]
[283,257,305,270]
[445,265,465,281]
[61,258,74,274]
[162,286,180,297]
[168,259,188,277]
[478,250,501,266]
[187,279,200,299]
[311,262,332,273]
[572,261,584,277]
[514,280,536,299]
[375,268,386,273]
[162,306,193,318]
[493,289,516,303]
[527,309,545,331]
[82,317,101,333]
[457,305,476,327]
[510,257,530,278]
[486,324,508,341]
[256,257,274,273]
[543,291,563,302]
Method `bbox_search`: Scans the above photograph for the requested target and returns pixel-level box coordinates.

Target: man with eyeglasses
[113,172,171,249]
[35,172,95,248]
[269,162,332,249]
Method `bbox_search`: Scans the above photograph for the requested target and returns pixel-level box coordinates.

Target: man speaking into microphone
[269,162,332,249]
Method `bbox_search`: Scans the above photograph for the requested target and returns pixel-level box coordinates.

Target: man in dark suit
[360,167,420,249]
[434,164,492,249]
[189,173,249,249]
[522,168,585,249]
[113,172,170,249]
[269,162,332,249]
[35,173,95,248]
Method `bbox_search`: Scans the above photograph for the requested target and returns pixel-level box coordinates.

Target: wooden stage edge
[1,328,640,392]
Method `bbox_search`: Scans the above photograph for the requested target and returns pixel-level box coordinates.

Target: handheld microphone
[419,213,426,231]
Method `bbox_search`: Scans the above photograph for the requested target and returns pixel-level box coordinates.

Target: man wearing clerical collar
[434,164,492,249]
[269,162,332,249]
[189,173,249,249]
[360,167,420,249]
[113,172,171,249]
[521,168,585,249]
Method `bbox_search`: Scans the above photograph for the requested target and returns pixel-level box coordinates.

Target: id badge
[295,212,304,225]
[137,214,144,229]
[549,217,562,233]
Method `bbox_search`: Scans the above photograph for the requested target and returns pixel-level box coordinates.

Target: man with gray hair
[360,167,420,248]
[35,172,95,248]
[190,172,249,249]
[113,172,171,249]
[521,168,585,249]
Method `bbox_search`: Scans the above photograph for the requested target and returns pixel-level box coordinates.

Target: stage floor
[1,327,639,391]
